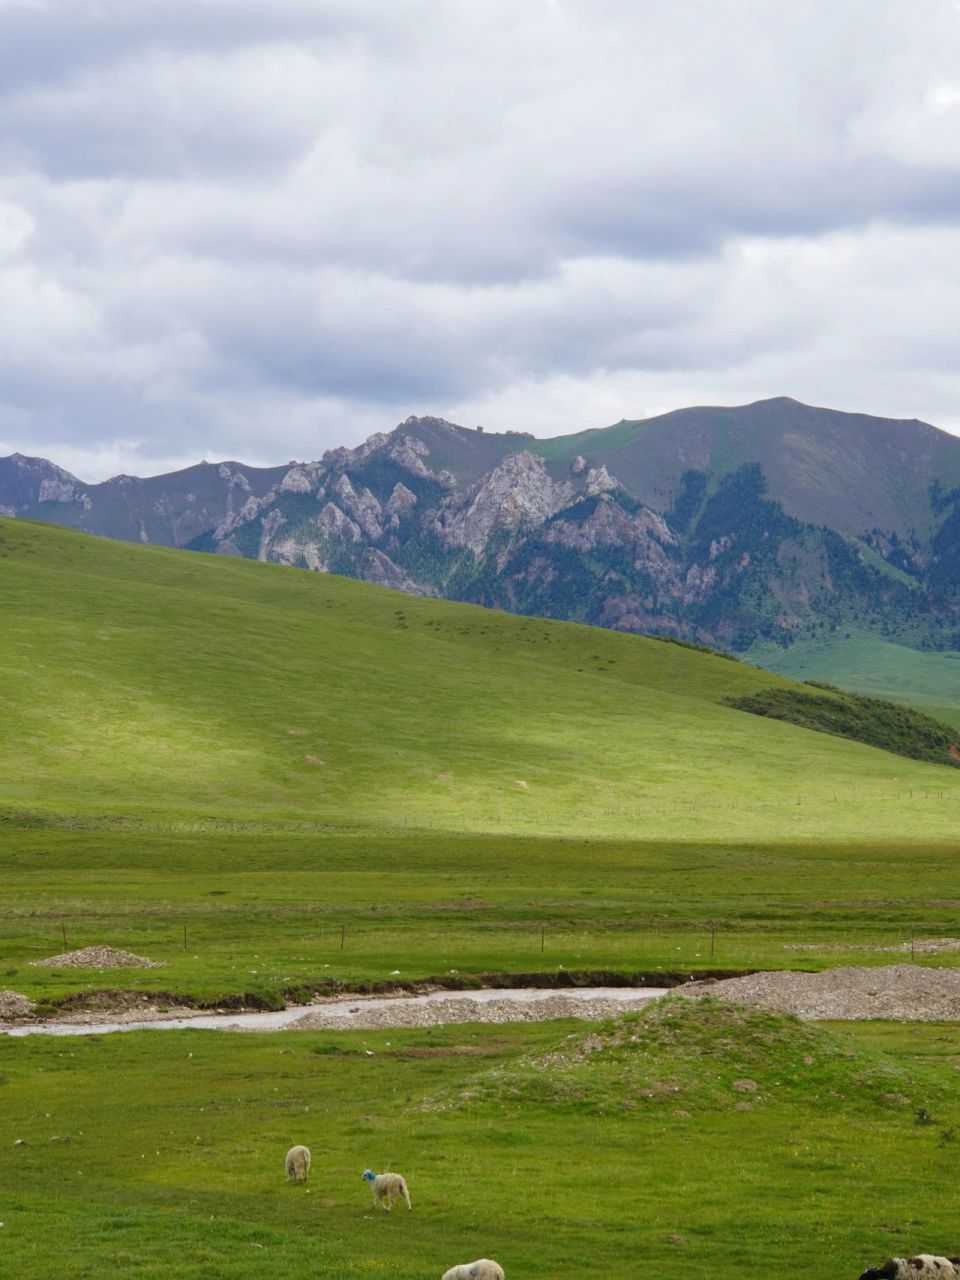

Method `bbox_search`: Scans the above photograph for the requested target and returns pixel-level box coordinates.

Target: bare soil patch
[31,945,162,970]
[681,964,960,1020]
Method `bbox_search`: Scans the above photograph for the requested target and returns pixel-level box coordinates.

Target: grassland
[4,518,960,1005]
[3,1001,960,1278]
[5,519,960,1278]
[4,516,960,840]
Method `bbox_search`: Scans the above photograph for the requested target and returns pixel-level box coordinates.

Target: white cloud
[0,0,960,478]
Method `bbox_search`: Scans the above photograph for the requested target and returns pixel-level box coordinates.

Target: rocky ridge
[6,398,960,651]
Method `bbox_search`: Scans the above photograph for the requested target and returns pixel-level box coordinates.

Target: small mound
[426,998,939,1116]
[31,945,161,970]
[682,965,960,1020]
[0,989,36,1020]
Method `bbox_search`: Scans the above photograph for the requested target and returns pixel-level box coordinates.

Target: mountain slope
[3,517,960,842]
[531,396,960,535]
[6,397,960,655]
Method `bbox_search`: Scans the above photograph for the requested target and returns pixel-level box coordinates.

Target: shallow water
[1,986,669,1038]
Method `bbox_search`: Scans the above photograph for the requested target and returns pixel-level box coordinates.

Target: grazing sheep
[361,1168,412,1211]
[859,1258,960,1279]
[441,1260,505,1280]
[284,1144,311,1184]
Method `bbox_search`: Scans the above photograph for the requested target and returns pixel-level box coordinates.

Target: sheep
[441,1260,505,1280]
[859,1258,960,1279]
[361,1168,412,1211]
[284,1144,311,1184]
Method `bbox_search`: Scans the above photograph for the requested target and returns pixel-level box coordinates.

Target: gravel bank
[288,991,663,1031]
[681,964,960,1020]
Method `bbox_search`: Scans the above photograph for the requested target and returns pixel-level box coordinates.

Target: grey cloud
[2,1,960,477]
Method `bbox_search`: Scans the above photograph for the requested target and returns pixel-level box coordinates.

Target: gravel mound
[680,964,960,1020]
[0,990,36,1020]
[288,993,656,1031]
[31,945,161,970]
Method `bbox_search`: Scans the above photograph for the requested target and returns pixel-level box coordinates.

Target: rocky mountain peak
[584,465,619,497]
[433,450,573,556]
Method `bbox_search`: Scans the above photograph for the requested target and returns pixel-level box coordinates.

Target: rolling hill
[3,516,960,843]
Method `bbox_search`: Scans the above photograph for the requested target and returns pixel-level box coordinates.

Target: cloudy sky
[2,0,960,478]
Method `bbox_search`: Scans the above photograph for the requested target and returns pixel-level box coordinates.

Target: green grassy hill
[3,516,960,841]
[6,518,960,1005]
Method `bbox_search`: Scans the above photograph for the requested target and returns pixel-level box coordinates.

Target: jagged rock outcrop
[584,465,618,497]
[280,463,325,494]
[360,549,436,595]
[333,473,383,540]
[433,451,574,555]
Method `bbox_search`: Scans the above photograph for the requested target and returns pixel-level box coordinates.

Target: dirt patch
[681,964,960,1020]
[31,946,162,970]
[0,990,36,1020]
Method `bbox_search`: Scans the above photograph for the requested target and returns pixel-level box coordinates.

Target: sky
[2,0,960,479]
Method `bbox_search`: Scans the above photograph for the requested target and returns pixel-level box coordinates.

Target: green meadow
[2,1001,960,1278]
[3,518,960,1003]
[4,519,960,1278]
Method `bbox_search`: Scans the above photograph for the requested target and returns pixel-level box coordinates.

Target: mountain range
[6,396,960,658]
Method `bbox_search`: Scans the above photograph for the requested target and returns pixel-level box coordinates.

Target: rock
[333,474,382,540]
[280,464,325,494]
[583,465,619,497]
[383,483,418,524]
[360,549,435,596]
[38,478,80,503]
[433,452,573,555]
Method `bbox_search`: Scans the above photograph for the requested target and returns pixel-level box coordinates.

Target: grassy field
[4,520,960,1277]
[4,519,960,1004]
[2,1000,959,1278]
[5,828,960,1008]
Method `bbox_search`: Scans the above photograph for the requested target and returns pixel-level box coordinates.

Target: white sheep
[361,1168,412,1211]
[859,1257,960,1279]
[284,1144,311,1184]
[441,1259,505,1280]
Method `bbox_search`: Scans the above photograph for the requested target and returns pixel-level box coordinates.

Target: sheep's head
[859,1265,898,1280]
[361,1169,376,1183]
